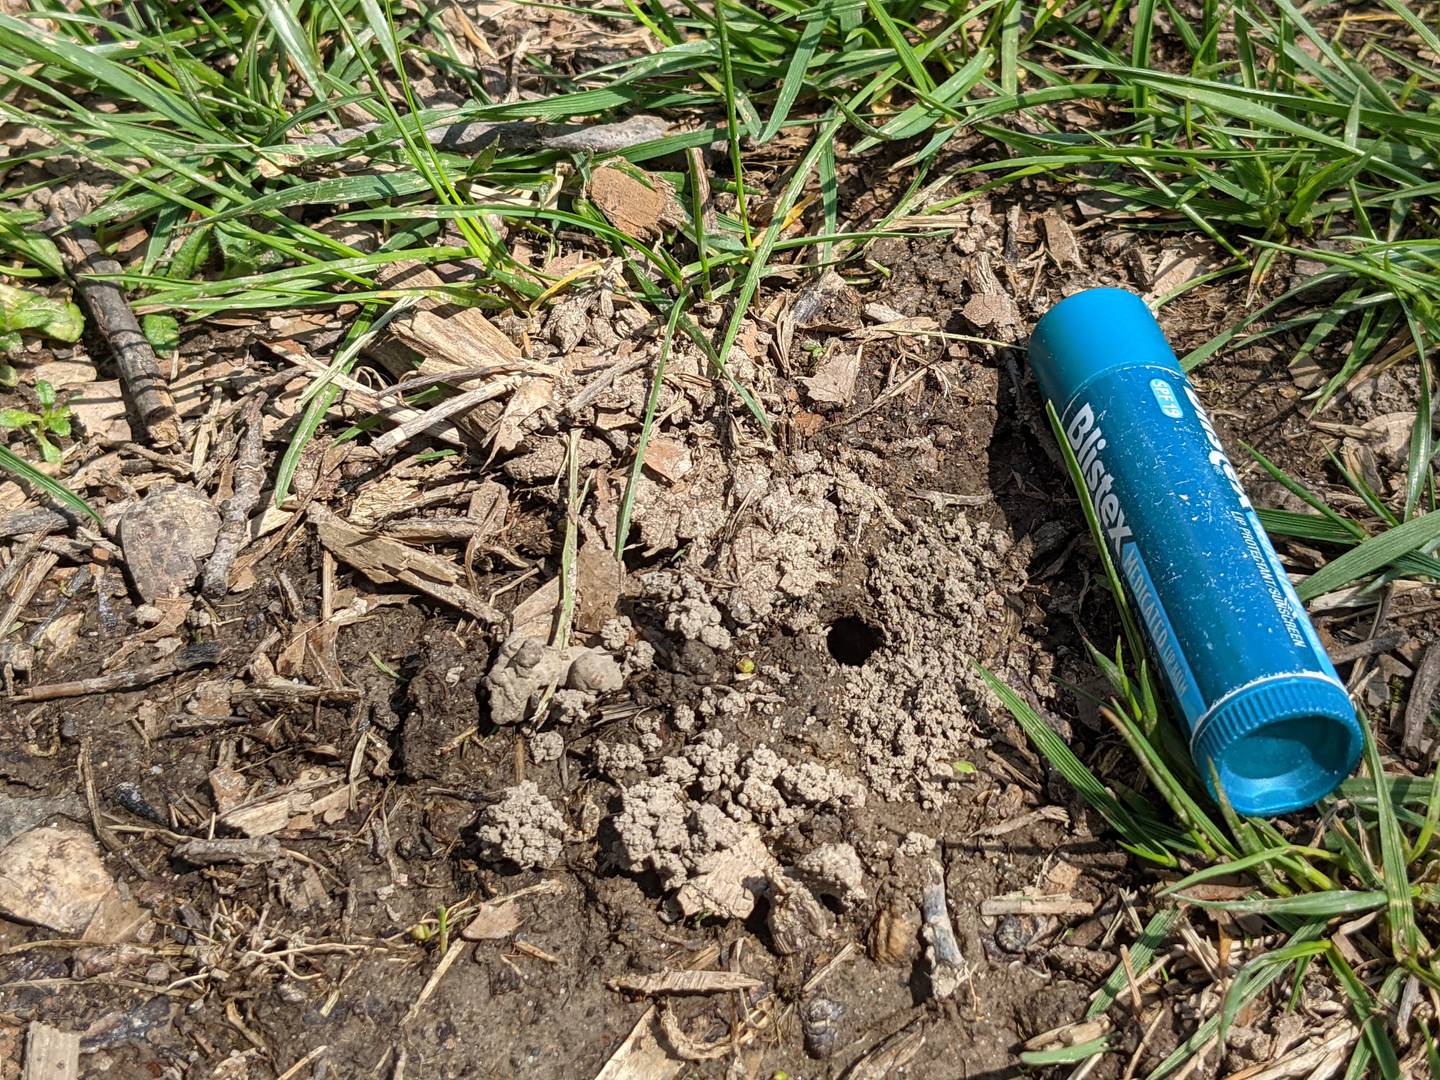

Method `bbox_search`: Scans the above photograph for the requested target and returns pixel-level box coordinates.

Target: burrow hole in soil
[826,616,883,667]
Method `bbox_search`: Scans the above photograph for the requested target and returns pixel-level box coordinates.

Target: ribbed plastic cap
[1191,677,1362,817]
[1028,288,1182,409]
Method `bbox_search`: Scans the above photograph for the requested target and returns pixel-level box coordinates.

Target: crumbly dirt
[1,77,1437,1080]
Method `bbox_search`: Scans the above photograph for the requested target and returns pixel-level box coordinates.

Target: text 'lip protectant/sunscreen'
[1028,288,1363,817]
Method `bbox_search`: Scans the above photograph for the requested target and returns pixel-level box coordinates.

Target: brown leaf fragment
[460,902,523,941]
[801,346,861,407]
[608,970,762,996]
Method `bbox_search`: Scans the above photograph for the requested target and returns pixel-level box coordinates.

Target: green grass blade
[0,445,98,522]
[1405,312,1434,522]
[614,296,684,560]
[1085,906,1183,1019]
[259,0,328,102]
[1176,889,1386,918]
[1297,509,1440,601]
[978,665,1176,865]
[1363,715,1419,961]
[756,1,828,143]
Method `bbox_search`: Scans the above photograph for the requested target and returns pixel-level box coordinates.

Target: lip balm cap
[1192,678,1363,817]
[1028,288,1182,409]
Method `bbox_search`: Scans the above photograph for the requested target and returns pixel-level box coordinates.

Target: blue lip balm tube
[1028,288,1362,817]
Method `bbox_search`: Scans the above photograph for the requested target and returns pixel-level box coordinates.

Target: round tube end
[1028,288,1181,409]
[1192,678,1362,817]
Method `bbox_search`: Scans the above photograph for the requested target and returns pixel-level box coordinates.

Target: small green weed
[0,378,71,465]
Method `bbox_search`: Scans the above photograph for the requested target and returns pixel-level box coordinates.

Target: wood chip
[0,825,145,942]
[24,1022,79,1080]
[588,165,683,241]
[607,970,762,996]
[980,893,1096,917]
[311,505,500,624]
[592,1007,680,1080]
[674,830,778,920]
[365,263,537,452]
[217,768,342,837]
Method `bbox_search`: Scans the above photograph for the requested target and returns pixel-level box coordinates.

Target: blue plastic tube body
[1029,289,1362,817]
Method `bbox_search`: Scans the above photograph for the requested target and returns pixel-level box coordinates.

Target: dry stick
[202,394,268,597]
[50,221,181,448]
[291,114,667,155]
[1403,644,1440,756]
[368,374,537,457]
[10,642,220,701]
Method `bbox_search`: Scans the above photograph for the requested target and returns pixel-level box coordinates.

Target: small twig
[201,394,269,597]
[0,553,58,638]
[10,642,220,701]
[50,217,180,448]
[78,739,118,854]
[275,1045,328,1080]
[1403,643,1440,757]
[369,374,537,457]
[400,938,466,1026]
[291,114,667,155]
[0,528,56,594]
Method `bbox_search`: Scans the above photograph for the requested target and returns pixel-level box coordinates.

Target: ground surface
[0,2,1437,1079]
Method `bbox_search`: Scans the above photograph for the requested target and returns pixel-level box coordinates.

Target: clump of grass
[984,401,1440,1079]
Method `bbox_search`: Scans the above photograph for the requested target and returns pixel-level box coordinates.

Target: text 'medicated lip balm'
[1028,288,1362,817]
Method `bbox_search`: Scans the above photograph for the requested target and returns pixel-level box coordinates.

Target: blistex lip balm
[1028,288,1362,817]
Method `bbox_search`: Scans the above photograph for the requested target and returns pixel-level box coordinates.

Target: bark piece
[173,837,284,866]
[1403,643,1440,755]
[0,825,144,941]
[121,486,221,602]
[201,394,267,597]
